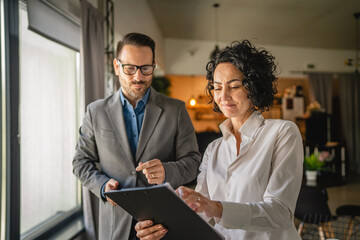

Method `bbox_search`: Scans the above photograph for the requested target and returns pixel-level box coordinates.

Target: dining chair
[336,204,360,240]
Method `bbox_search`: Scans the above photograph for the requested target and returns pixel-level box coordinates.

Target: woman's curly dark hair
[206,40,278,113]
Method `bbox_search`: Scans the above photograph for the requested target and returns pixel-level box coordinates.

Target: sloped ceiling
[146,0,360,50]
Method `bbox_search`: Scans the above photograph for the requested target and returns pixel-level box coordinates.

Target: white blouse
[195,111,303,240]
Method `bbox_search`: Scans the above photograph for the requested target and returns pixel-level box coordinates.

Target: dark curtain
[308,73,334,114]
[80,0,104,239]
[338,73,360,174]
[81,0,105,107]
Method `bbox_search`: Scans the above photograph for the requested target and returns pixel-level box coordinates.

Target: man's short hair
[116,32,155,63]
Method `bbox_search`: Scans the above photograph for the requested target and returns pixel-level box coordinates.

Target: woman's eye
[230,86,240,89]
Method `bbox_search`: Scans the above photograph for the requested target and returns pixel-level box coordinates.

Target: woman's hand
[135,220,167,240]
[176,186,223,219]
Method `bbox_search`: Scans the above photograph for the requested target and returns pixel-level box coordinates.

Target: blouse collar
[219,111,264,140]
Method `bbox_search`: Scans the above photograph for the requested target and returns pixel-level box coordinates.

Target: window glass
[19,7,80,234]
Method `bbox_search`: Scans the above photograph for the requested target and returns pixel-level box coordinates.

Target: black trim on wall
[4,0,20,239]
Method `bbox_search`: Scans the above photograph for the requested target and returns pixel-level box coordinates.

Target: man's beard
[127,80,149,99]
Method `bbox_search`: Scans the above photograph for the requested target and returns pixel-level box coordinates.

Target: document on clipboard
[104,182,224,240]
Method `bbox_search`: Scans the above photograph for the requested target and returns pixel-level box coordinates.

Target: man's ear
[113,58,120,76]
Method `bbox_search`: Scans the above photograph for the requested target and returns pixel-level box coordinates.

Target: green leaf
[304,153,325,171]
[152,77,171,96]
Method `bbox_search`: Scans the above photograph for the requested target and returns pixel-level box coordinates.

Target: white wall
[165,38,356,77]
[113,0,165,73]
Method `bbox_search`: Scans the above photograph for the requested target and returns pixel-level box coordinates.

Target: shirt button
[132,115,135,118]
[131,171,136,176]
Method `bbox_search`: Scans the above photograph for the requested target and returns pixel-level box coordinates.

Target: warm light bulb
[189,98,196,107]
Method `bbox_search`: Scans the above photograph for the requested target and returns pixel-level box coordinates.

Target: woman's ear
[113,58,120,76]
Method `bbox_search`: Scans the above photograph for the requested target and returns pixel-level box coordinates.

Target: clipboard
[104,183,224,240]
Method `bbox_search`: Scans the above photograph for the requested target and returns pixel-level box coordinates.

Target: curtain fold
[338,73,360,174]
[81,0,104,107]
[80,0,104,239]
[308,73,334,114]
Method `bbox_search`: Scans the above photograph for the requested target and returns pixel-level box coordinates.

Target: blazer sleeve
[72,104,109,200]
[162,102,201,188]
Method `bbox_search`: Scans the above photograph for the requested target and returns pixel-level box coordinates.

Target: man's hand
[136,159,165,184]
[135,220,167,240]
[104,178,119,206]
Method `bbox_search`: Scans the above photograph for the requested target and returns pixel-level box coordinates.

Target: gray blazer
[73,88,201,240]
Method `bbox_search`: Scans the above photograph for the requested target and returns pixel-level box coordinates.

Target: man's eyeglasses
[118,59,155,76]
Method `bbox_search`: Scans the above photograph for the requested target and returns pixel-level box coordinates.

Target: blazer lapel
[106,90,134,163]
[135,89,163,162]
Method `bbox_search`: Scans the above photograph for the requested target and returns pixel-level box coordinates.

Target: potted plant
[151,76,171,96]
[304,151,331,181]
[306,101,325,116]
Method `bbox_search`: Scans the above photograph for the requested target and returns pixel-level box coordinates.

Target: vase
[305,170,317,181]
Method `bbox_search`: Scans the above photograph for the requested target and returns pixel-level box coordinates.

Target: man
[73,32,201,240]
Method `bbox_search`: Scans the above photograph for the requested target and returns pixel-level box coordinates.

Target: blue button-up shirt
[120,88,150,158]
[100,88,150,200]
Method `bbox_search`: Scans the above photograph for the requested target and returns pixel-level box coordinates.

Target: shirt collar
[119,87,151,108]
[219,119,233,140]
[219,111,264,140]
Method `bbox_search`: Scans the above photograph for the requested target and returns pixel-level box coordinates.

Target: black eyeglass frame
[117,59,155,76]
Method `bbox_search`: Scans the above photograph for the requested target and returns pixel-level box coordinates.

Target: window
[19,6,82,237]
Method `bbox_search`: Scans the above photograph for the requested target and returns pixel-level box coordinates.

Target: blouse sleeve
[219,121,304,232]
[195,144,212,222]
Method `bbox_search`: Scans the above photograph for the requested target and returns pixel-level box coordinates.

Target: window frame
[1,0,84,239]
[2,0,20,239]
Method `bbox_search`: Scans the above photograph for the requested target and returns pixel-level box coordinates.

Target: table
[303,171,346,188]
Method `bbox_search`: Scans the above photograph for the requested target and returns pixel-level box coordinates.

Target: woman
[135,40,303,240]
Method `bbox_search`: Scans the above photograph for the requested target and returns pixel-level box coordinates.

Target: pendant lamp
[210,3,220,59]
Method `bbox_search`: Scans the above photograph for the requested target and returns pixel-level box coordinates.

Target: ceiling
[146,0,360,50]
